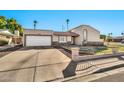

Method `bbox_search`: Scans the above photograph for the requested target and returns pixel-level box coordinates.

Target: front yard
[95,42,124,55]
[62,42,124,55]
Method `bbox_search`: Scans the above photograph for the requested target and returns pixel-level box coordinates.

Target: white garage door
[26,36,51,46]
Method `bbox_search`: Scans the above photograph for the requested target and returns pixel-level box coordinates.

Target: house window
[59,36,66,43]
[83,29,87,41]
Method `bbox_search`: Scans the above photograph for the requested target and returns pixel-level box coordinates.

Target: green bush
[0,40,8,46]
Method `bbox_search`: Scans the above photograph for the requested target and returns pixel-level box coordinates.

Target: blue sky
[0,10,124,36]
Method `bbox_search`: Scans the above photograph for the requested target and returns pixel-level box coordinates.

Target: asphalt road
[65,70,124,82]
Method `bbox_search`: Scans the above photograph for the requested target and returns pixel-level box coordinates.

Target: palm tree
[108,32,112,36]
[107,32,112,45]
[121,32,124,40]
[66,19,70,31]
[33,20,38,30]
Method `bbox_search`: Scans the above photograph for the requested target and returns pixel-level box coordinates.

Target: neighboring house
[0,29,14,37]
[0,29,22,45]
[12,30,22,45]
[23,25,103,47]
[111,36,123,42]
[0,29,14,45]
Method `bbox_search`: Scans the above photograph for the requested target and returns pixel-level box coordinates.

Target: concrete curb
[54,67,124,82]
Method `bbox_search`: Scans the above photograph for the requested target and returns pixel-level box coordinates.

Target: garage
[23,29,53,47]
[26,36,51,46]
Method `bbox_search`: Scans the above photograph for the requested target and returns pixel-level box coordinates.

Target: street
[92,71,124,82]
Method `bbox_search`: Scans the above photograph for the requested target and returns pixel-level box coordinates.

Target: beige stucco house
[70,25,103,45]
[23,25,103,46]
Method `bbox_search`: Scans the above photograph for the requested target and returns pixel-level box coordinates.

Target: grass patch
[95,47,112,55]
[95,43,124,55]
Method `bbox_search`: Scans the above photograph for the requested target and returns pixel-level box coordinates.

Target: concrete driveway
[0,49,71,82]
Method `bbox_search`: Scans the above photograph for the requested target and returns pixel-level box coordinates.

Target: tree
[33,20,38,30]
[121,32,124,40]
[0,16,7,29]
[100,34,106,41]
[108,32,112,36]
[107,33,112,41]
[106,32,113,45]
[15,24,23,36]
[6,18,17,34]
[0,16,23,36]
[66,19,70,31]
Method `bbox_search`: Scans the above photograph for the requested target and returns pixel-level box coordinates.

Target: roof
[69,24,100,33]
[24,28,53,31]
[24,29,53,35]
[24,29,79,36]
[53,32,79,36]
[0,29,14,36]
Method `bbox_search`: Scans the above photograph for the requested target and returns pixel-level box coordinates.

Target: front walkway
[0,49,71,82]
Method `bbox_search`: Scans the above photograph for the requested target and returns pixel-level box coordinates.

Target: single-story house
[23,25,103,47]
[70,25,103,45]
[111,36,123,42]
[0,29,14,45]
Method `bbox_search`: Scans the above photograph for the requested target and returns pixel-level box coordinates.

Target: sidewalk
[54,56,124,82]
[64,66,124,82]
